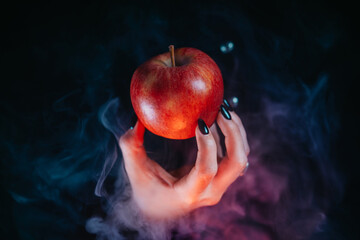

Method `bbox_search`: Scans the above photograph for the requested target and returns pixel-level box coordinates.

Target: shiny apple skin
[130,47,224,139]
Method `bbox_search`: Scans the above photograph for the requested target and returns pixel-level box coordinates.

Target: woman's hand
[119,105,249,220]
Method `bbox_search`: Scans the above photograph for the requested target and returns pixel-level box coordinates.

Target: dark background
[1,1,358,239]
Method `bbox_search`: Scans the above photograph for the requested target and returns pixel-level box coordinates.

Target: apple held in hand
[130,46,224,139]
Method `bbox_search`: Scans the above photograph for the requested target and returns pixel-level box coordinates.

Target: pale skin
[119,110,250,220]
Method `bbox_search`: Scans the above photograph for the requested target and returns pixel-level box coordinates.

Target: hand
[119,106,250,220]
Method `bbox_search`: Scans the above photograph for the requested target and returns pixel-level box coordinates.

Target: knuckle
[198,139,217,157]
[232,152,248,169]
[192,168,217,192]
[245,146,250,156]
[119,136,126,148]
[197,164,218,178]
[198,171,216,183]
[203,137,216,149]
[119,133,131,149]
[236,164,248,177]
[203,195,222,206]
[227,120,239,132]
[210,195,222,205]
[182,195,197,207]
[232,113,240,122]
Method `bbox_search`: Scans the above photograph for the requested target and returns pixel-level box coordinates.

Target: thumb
[119,120,147,166]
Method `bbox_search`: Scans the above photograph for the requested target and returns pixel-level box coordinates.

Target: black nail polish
[198,119,209,135]
[223,99,234,112]
[220,105,232,120]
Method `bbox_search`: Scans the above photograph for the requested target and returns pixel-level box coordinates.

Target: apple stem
[169,45,176,67]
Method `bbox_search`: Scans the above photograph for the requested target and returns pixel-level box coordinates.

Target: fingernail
[220,105,232,120]
[223,99,234,112]
[130,113,137,129]
[198,119,209,135]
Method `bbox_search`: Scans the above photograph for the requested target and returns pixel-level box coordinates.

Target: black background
[1,1,358,239]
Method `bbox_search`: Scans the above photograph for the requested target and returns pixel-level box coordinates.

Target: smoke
[1,1,346,240]
[86,73,341,239]
[85,5,342,239]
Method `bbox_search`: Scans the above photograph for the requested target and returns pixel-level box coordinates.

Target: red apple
[130,47,224,139]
